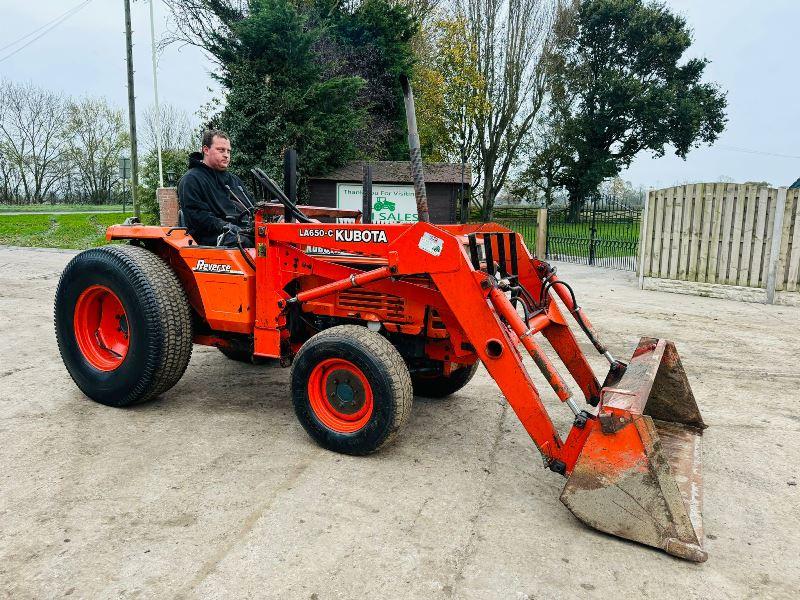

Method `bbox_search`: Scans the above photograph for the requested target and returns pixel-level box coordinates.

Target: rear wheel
[54,244,193,406]
[411,361,479,398]
[291,325,412,455]
[218,347,270,365]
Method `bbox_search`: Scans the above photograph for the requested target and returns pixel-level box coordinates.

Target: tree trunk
[481,185,495,222]
[567,188,585,224]
[481,156,497,222]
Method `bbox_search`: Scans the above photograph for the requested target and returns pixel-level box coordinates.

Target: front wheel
[291,325,413,455]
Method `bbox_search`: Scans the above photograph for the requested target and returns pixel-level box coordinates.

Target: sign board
[118,157,131,180]
[336,183,418,223]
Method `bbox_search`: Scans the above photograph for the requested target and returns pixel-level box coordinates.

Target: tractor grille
[338,290,406,322]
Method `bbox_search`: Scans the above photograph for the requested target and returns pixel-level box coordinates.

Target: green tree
[329,0,417,160]
[416,17,487,165]
[163,0,418,191]
[213,0,366,187]
[509,112,567,207]
[537,0,727,219]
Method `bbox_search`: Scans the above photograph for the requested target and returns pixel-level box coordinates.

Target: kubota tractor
[53,78,708,562]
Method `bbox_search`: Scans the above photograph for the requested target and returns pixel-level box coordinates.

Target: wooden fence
[639,184,800,304]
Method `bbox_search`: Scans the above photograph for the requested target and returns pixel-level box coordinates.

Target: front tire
[291,325,413,455]
[54,244,193,407]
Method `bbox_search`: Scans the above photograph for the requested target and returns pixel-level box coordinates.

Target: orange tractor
[54,212,707,562]
[53,80,708,563]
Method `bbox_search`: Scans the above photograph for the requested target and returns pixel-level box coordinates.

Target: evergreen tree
[164,0,419,194]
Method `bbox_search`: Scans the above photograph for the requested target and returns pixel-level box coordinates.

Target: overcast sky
[1,0,798,188]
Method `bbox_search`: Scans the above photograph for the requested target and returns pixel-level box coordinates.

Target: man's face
[202,136,231,171]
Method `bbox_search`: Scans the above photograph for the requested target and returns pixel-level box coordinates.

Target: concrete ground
[0,245,798,599]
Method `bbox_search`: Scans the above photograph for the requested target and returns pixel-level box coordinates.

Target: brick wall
[157,187,179,227]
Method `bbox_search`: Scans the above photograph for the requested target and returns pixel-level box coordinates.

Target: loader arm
[257,218,708,562]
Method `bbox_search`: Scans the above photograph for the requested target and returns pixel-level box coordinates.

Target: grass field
[548,220,641,241]
[0,213,126,249]
[0,210,640,257]
[493,218,640,260]
[0,204,125,213]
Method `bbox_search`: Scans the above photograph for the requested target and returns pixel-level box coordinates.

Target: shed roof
[311,161,472,185]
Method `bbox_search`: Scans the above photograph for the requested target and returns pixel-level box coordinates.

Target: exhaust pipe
[399,75,430,223]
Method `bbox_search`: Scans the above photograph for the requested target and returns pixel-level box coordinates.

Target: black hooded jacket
[177,152,250,245]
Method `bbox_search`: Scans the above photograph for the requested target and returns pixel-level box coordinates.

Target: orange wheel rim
[307,358,374,433]
[73,285,130,371]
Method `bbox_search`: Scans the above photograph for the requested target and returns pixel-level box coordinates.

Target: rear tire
[54,244,193,407]
[218,347,270,365]
[411,362,479,398]
[291,325,412,455]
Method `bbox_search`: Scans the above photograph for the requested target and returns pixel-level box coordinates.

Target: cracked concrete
[0,245,798,599]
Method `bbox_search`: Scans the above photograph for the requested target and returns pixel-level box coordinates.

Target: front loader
[54,214,708,562]
[53,78,708,562]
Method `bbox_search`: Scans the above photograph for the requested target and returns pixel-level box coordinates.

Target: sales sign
[336,184,419,223]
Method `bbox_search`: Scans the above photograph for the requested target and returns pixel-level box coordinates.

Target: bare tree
[0,80,71,203]
[395,0,443,24]
[455,0,554,220]
[416,14,485,170]
[0,145,23,202]
[64,98,129,203]
[141,103,197,154]
[160,1,245,57]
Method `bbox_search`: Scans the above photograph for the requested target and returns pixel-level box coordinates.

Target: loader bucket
[561,337,708,562]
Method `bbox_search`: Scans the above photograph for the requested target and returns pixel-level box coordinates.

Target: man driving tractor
[178,129,254,246]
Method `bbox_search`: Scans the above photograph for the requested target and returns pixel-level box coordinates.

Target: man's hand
[216,223,242,247]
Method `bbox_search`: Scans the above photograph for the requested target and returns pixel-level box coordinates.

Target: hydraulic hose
[540,277,609,358]
[236,231,256,270]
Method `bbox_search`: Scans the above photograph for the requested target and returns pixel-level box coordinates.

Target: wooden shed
[308,161,471,224]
